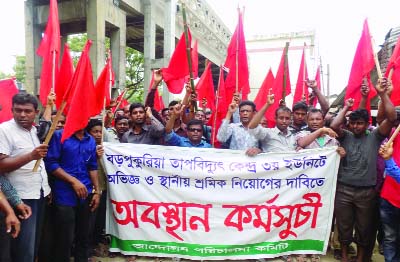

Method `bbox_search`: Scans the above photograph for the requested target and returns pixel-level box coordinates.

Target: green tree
[124,46,144,103]
[67,34,144,103]
[0,71,12,79]
[13,56,26,83]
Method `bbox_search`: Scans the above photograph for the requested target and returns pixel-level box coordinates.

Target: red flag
[37,0,60,106]
[313,66,322,107]
[61,40,96,142]
[162,30,192,94]
[55,43,74,109]
[254,68,275,115]
[196,63,215,111]
[211,67,227,147]
[0,78,19,123]
[293,49,309,104]
[147,71,165,112]
[92,54,115,116]
[385,36,400,106]
[344,19,377,111]
[192,40,199,79]
[224,10,250,100]
[265,46,291,128]
[115,91,129,110]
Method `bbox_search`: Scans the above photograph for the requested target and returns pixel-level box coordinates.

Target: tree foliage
[13,56,26,83]
[67,34,144,103]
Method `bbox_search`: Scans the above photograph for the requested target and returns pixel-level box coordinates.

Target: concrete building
[24,0,231,104]
[246,30,320,108]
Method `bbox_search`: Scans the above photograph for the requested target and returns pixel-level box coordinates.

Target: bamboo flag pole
[388,124,400,145]
[114,88,128,111]
[101,51,113,144]
[282,42,290,103]
[181,3,198,111]
[371,36,383,79]
[302,42,307,101]
[32,101,67,172]
[211,66,223,147]
[51,51,56,93]
[235,7,240,93]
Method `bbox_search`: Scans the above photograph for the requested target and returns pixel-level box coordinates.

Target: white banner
[103,143,340,260]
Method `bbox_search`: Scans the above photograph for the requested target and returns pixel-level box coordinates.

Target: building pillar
[24,0,41,94]
[110,24,126,95]
[87,0,106,79]
[143,0,156,101]
[162,0,176,105]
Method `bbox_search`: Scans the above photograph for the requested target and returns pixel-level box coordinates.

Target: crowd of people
[0,70,399,262]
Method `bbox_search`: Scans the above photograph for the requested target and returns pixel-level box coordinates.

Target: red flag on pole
[55,43,74,109]
[37,0,60,106]
[61,40,96,142]
[313,66,322,107]
[147,71,165,112]
[344,19,377,111]
[192,40,199,79]
[254,68,275,115]
[293,49,309,104]
[224,10,250,100]
[385,36,400,106]
[211,67,227,147]
[265,46,291,128]
[196,63,215,111]
[0,78,19,123]
[162,30,192,94]
[92,54,114,116]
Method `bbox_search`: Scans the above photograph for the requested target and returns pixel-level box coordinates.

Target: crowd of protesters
[0,69,399,262]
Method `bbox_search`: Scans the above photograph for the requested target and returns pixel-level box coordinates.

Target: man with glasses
[165,103,211,148]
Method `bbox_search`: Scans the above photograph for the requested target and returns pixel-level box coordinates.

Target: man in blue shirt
[165,103,211,148]
[45,128,100,262]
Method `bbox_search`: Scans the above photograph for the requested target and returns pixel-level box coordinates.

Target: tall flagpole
[282,42,290,103]
[212,66,223,147]
[302,43,307,101]
[181,3,198,111]
[235,7,240,93]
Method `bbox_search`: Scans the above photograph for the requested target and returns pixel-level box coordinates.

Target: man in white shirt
[0,93,50,262]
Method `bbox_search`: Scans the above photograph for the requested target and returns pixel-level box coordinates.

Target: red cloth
[211,67,227,147]
[313,66,321,107]
[37,0,60,107]
[293,50,309,104]
[381,133,400,208]
[196,63,215,111]
[0,78,19,123]
[55,43,74,110]
[265,46,291,127]
[385,36,400,106]
[162,30,192,94]
[115,91,129,110]
[192,40,198,79]
[224,10,250,100]
[147,71,165,112]
[92,54,114,116]
[254,68,275,115]
[61,41,95,142]
[344,19,377,111]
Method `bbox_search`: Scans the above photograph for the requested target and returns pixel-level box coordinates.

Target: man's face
[205,112,212,122]
[52,114,66,130]
[239,105,255,125]
[161,109,170,123]
[275,111,291,132]
[123,105,130,118]
[115,119,129,135]
[307,112,324,131]
[130,107,146,125]
[194,111,206,124]
[348,119,368,136]
[293,109,307,126]
[12,103,38,130]
[187,124,203,144]
[88,125,102,144]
